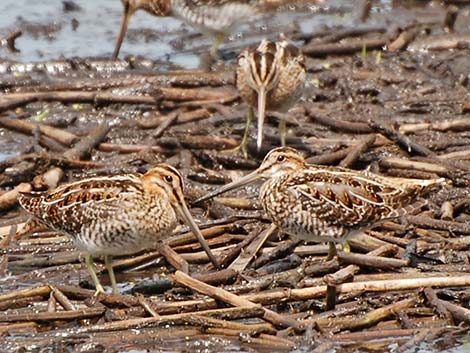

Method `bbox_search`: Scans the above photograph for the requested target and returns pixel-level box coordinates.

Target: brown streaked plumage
[196,147,445,258]
[113,0,324,58]
[19,164,219,294]
[235,38,306,155]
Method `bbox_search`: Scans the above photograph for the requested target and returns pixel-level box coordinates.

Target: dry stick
[158,87,234,102]
[379,157,450,176]
[337,251,408,270]
[0,88,233,112]
[10,71,234,93]
[359,0,372,22]
[0,30,22,52]
[139,108,210,129]
[0,307,105,322]
[0,322,37,333]
[303,36,388,56]
[339,134,376,168]
[323,244,397,310]
[307,146,354,166]
[138,297,160,318]
[423,287,454,325]
[439,300,470,324]
[174,94,239,108]
[49,285,76,311]
[185,315,275,334]
[400,117,470,134]
[173,270,299,330]
[31,167,64,191]
[158,242,189,273]
[307,110,373,134]
[97,143,171,154]
[0,182,32,212]
[443,5,459,32]
[57,284,141,307]
[153,113,179,138]
[406,215,470,234]
[395,310,414,329]
[438,149,470,161]
[252,239,301,269]
[0,117,77,146]
[397,329,432,353]
[368,120,435,157]
[229,224,278,273]
[212,197,259,210]
[409,34,470,52]
[314,296,420,332]
[245,275,470,305]
[0,285,51,303]
[335,328,422,342]
[240,334,296,350]
[47,291,56,312]
[388,27,419,52]
[75,306,265,334]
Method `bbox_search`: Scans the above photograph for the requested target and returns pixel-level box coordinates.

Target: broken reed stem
[173,270,299,330]
[245,275,470,305]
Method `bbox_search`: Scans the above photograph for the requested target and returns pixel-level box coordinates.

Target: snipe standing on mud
[112,0,324,58]
[235,38,306,156]
[196,147,445,258]
[19,164,219,294]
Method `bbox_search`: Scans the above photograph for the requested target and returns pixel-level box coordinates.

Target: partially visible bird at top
[112,0,324,58]
[19,164,219,294]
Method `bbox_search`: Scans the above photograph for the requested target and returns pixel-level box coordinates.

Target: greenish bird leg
[105,255,119,295]
[222,106,253,158]
[210,33,225,58]
[342,241,351,253]
[326,241,338,261]
[85,254,105,294]
[279,118,287,147]
[240,106,253,158]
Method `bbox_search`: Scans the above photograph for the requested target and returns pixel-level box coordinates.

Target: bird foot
[326,242,338,260]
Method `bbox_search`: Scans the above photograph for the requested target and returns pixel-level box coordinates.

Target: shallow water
[0,0,393,67]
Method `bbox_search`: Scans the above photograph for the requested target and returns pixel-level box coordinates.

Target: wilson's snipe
[19,164,219,294]
[235,38,306,156]
[196,147,445,258]
[113,0,324,58]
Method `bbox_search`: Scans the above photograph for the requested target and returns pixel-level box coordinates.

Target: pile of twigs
[1,3,470,352]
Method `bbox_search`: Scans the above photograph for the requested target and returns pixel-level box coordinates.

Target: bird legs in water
[84,254,119,295]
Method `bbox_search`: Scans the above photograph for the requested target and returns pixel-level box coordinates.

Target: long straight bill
[256,86,267,151]
[175,199,220,269]
[113,2,133,59]
[194,170,262,204]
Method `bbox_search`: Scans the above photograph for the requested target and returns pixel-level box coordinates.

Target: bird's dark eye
[165,175,173,183]
[277,155,285,162]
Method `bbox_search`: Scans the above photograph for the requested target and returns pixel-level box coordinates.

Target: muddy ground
[0,0,470,352]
